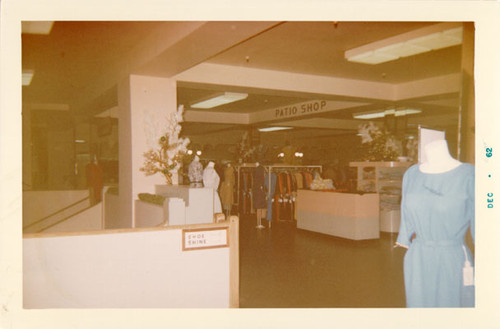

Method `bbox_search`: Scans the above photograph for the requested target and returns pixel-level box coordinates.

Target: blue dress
[396,163,475,307]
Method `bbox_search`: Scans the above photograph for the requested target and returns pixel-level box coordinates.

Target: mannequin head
[207,161,215,168]
[423,139,452,163]
[194,155,200,162]
[420,139,461,173]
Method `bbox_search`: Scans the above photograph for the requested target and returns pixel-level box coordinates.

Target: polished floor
[238,214,407,308]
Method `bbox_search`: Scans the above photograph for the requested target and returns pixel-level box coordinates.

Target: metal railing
[23,196,91,233]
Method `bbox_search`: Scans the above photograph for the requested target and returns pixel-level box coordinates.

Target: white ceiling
[22,21,469,139]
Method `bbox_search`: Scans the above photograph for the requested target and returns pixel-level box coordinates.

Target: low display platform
[296,189,380,240]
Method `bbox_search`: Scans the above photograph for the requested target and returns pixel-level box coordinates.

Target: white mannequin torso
[419,139,461,174]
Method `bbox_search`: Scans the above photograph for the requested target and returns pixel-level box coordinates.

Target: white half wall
[23,227,230,308]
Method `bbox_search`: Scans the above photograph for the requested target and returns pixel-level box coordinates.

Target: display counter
[296,189,380,240]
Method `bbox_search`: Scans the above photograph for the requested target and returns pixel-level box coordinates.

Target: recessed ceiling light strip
[191,92,248,109]
[345,23,463,65]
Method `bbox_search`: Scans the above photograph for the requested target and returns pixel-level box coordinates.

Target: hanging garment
[396,163,475,307]
[252,165,267,209]
[241,172,250,214]
[274,172,285,221]
[301,172,309,189]
[294,172,304,189]
[290,173,297,220]
[304,171,314,189]
[285,171,293,221]
[290,172,297,193]
[220,165,235,211]
[203,162,222,214]
[265,172,277,221]
[277,172,290,220]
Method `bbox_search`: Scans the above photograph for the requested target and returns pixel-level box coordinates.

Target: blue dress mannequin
[396,140,475,307]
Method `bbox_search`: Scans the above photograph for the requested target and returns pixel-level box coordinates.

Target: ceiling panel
[21,20,466,135]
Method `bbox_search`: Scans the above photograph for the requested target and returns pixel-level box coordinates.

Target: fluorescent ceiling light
[22,70,34,86]
[191,92,248,109]
[394,109,422,117]
[345,23,463,65]
[258,127,293,132]
[353,108,422,119]
[22,21,54,35]
[353,111,386,120]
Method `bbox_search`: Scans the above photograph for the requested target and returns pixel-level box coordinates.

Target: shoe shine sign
[182,227,229,251]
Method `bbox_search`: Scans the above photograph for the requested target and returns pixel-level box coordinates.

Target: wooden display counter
[296,189,380,240]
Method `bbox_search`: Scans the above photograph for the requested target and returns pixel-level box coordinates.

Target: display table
[296,189,380,240]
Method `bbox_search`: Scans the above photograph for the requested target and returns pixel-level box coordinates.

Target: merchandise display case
[349,161,413,233]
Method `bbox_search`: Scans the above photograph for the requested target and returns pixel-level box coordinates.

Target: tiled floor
[238,214,407,308]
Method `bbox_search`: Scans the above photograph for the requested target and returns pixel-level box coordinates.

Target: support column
[459,22,475,163]
[118,75,177,228]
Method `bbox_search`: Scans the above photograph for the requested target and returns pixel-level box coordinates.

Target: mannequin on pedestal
[219,162,235,218]
[203,161,222,214]
[188,155,203,187]
[253,162,268,229]
[396,138,475,307]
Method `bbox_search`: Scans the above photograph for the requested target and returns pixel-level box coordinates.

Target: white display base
[155,185,214,225]
[380,209,401,233]
[165,197,186,226]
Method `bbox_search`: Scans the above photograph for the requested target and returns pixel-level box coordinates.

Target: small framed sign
[182,227,229,251]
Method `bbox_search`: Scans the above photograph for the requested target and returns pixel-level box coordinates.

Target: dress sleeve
[396,169,414,248]
[468,165,475,243]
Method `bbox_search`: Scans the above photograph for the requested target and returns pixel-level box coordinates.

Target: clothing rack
[235,164,323,222]
[265,165,322,223]
[235,163,259,215]
[264,165,322,196]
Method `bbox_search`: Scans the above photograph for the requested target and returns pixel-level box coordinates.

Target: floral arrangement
[357,122,402,161]
[140,105,190,184]
[405,138,418,162]
[235,131,255,163]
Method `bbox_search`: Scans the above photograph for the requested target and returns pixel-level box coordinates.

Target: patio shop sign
[274,100,327,119]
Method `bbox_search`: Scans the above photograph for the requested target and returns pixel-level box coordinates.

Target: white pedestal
[155,185,214,225]
[164,198,186,226]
